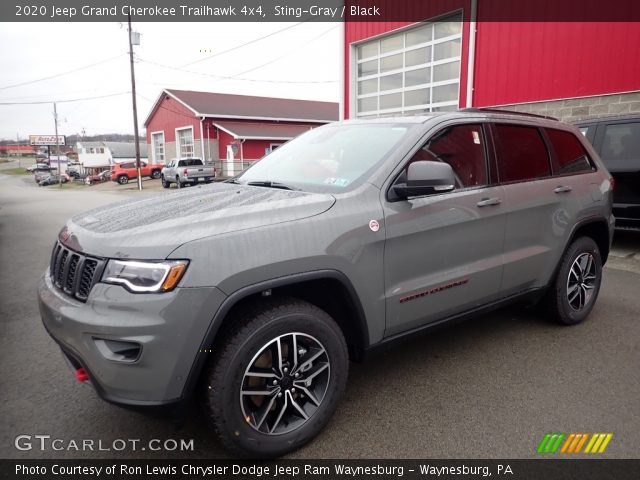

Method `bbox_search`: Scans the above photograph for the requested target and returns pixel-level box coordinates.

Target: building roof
[78,141,147,158]
[144,89,339,126]
[213,121,317,140]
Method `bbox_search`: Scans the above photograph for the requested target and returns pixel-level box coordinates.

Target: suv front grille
[50,242,105,302]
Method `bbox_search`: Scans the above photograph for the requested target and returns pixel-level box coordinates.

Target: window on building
[494,125,551,183]
[177,127,194,158]
[354,12,462,117]
[152,132,165,163]
[545,128,593,175]
[409,124,487,188]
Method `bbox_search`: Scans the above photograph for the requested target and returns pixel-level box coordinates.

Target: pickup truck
[111,161,164,185]
[161,158,216,188]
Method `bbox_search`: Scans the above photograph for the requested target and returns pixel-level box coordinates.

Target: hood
[61,183,335,259]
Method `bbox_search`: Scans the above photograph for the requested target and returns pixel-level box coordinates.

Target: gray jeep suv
[38,110,614,457]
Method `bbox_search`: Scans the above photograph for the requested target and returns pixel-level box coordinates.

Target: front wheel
[202,298,348,457]
[161,176,170,188]
[545,236,602,325]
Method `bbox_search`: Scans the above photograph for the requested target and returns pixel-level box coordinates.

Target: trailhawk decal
[399,279,469,303]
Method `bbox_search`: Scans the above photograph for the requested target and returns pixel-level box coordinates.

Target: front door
[383,123,506,336]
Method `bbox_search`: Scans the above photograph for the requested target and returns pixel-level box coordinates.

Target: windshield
[236,123,413,192]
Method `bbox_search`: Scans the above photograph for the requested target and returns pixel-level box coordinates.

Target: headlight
[102,259,188,293]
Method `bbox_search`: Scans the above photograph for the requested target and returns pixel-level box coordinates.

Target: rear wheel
[176,176,183,188]
[151,170,161,179]
[202,298,348,457]
[117,175,128,185]
[545,236,602,325]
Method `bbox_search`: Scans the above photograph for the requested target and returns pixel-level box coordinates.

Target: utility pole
[128,13,142,191]
[54,102,62,189]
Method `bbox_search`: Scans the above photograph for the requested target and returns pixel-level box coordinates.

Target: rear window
[600,122,640,170]
[494,124,551,183]
[178,159,203,167]
[545,128,593,175]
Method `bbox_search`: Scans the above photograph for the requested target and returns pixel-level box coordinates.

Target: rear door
[383,122,507,336]
[494,123,598,295]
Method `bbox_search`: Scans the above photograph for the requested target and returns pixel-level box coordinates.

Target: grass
[3,167,29,175]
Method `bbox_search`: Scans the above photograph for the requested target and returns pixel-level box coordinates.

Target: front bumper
[38,270,226,406]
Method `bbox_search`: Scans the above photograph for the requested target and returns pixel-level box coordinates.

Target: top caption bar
[3,0,640,22]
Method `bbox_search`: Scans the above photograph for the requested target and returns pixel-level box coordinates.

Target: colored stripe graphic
[538,433,612,454]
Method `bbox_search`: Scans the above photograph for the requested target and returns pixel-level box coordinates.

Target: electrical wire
[180,21,307,68]
[0,91,131,105]
[0,54,125,91]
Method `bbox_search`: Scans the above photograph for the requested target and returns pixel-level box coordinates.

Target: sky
[0,22,341,141]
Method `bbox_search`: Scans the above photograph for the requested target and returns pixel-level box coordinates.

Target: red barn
[343,0,640,121]
[144,90,338,177]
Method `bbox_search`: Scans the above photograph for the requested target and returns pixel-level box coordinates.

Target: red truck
[111,161,164,185]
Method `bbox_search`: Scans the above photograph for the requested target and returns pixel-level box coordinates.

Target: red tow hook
[75,367,89,382]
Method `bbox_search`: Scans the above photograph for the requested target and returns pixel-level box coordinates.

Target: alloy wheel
[566,252,597,311]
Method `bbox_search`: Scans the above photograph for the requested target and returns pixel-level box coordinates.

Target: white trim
[484,89,640,108]
[175,126,195,159]
[338,18,345,121]
[212,122,306,141]
[199,118,206,161]
[199,113,330,123]
[150,130,165,164]
[164,90,200,115]
[465,0,477,108]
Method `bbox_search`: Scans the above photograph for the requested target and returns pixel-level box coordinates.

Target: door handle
[476,197,502,207]
[554,185,573,194]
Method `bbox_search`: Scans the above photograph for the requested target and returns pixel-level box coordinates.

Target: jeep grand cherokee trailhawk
[38,110,614,457]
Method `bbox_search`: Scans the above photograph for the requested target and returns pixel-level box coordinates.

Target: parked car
[111,161,163,185]
[27,163,51,173]
[161,157,216,188]
[575,115,640,229]
[66,162,82,178]
[38,174,69,186]
[39,110,613,457]
[85,170,111,185]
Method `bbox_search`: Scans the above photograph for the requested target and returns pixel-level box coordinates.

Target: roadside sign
[29,135,65,146]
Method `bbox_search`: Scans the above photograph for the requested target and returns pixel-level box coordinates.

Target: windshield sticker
[323,178,350,187]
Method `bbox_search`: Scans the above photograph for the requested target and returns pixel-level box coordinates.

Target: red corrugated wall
[473,11,640,105]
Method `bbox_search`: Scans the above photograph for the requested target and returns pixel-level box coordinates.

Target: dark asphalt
[1,173,638,459]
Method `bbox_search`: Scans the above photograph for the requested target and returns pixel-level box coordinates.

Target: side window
[494,124,550,183]
[177,160,185,167]
[409,124,488,188]
[600,122,640,163]
[545,128,594,175]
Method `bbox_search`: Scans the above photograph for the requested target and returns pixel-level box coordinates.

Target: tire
[151,170,161,179]
[205,179,213,184]
[161,176,170,189]
[117,175,128,185]
[545,236,602,325]
[176,176,183,189]
[202,298,348,458]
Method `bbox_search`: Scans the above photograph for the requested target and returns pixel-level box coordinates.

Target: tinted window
[601,122,640,164]
[494,125,550,183]
[410,124,487,188]
[545,128,593,175]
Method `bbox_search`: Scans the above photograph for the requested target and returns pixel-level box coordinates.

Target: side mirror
[392,161,456,199]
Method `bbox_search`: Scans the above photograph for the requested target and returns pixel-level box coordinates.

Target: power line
[138,25,339,85]
[0,91,131,105]
[180,21,307,68]
[0,54,125,91]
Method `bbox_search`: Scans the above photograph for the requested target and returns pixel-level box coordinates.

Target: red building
[144,90,338,176]
[0,144,35,156]
[343,0,640,121]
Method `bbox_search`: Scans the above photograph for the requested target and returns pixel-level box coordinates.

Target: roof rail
[460,107,558,121]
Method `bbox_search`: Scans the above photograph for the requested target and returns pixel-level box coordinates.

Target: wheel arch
[181,270,370,400]
[568,217,611,265]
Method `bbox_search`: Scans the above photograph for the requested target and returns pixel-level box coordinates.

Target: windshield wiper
[246,180,298,191]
